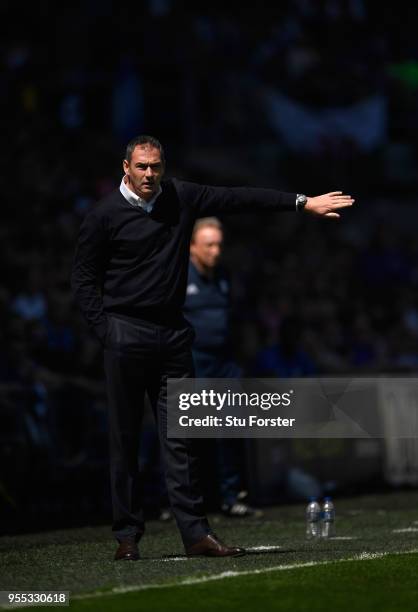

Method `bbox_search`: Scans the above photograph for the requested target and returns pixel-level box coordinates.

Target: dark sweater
[71,178,297,342]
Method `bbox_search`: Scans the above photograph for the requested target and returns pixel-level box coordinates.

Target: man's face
[190,226,223,271]
[123,145,165,201]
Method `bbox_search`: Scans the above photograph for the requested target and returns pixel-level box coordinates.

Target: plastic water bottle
[321,497,336,538]
[305,498,321,540]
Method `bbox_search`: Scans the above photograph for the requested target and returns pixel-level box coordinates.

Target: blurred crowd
[1,0,418,531]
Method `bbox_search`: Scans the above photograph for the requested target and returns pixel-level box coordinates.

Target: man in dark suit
[71,134,354,561]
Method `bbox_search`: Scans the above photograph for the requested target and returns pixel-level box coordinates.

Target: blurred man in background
[184,218,257,517]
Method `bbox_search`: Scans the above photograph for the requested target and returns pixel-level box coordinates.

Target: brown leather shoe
[186,534,245,557]
[114,538,140,561]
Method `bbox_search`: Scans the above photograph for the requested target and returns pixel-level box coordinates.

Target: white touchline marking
[66,548,418,603]
[138,543,355,562]
[356,552,386,560]
[150,547,283,562]
[328,537,358,540]
[393,528,418,533]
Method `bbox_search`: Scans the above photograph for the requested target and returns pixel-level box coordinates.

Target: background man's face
[190,226,223,270]
[123,145,164,201]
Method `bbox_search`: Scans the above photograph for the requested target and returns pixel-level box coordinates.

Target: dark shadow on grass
[141,548,299,561]
[244,548,298,556]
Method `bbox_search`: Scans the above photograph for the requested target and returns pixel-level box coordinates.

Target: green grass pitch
[1,491,418,611]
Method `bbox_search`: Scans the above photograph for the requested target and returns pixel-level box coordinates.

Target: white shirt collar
[119,176,162,213]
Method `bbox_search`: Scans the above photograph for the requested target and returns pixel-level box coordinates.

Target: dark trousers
[192,349,245,506]
[103,314,211,547]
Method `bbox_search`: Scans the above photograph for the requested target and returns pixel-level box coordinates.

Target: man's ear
[123,159,129,175]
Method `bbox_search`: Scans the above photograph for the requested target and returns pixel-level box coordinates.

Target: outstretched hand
[305,191,354,218]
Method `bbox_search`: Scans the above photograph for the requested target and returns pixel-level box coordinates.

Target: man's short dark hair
[125,135,165,166]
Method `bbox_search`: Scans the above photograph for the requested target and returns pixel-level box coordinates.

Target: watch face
[296,195,307,211]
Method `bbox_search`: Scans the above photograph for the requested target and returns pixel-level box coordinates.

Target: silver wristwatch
[296,193,308,213]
